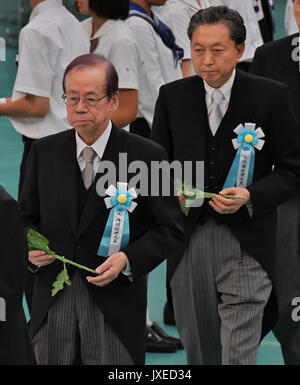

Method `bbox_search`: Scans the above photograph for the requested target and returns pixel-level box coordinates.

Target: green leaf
[27,229,98,296]
[27,228,52,253]
[51,264,72,296]
[176,179,246,216]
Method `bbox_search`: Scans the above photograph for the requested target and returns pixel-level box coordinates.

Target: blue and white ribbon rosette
[97,182,137,257]
[223,123,265,189]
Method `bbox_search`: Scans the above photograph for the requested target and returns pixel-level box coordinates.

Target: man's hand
[209,187,250,214]
[178,194,187,204]
[86,251,128,287]
[29,250,56,267]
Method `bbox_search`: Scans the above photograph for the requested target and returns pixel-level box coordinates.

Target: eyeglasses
[62,94,108,107]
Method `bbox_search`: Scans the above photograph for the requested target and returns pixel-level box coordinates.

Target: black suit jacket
[251,33,300,124]
[152,70,300,312]
[0,187,35,365]
[19,125,184,365]
[251,34,300,357]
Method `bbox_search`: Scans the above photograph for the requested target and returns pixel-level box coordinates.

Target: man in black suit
[0,187,35,365]
[250,0,300,365]
[19,53,184,365]
[152,6,300,364]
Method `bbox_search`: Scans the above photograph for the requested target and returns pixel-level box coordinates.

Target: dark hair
[187,6,246,45]
[63,54,119,99]
[88,0,129,20]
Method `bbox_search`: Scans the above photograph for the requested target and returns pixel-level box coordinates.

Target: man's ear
[236,42,245,61]
[111,91,119,112]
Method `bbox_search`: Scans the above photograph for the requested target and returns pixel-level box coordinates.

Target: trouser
[33,271,134,365]
[171,218,272,365]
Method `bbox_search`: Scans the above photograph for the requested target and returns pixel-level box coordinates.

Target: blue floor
[0,0,289,365]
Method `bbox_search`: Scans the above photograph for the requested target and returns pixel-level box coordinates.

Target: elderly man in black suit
[0,187,35,365]
[152,6,300,365]
[19,53,184,365]
[250,0,300,365]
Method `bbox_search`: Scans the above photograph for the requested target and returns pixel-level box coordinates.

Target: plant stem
[49,251,98,275]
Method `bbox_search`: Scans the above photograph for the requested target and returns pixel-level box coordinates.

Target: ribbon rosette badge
[223,123,265,189]
[97,182,137,257]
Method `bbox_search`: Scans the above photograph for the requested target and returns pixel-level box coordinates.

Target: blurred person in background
[77,0,140,132]
[0,0,89,312]
[0,186,35,365]
[251,0,300,365]
[126,0,184,353]
[126,0,183,138]
[157,0,210,78]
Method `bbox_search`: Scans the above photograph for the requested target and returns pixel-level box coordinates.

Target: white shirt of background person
[209,0,264,62]
[286,0,298,35]
[10,0,90,139]
[157,0,210,77]
[126,6,182,128]
[81,17,141,131]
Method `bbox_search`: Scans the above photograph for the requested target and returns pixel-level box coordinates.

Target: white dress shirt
[285,0,298,35]
[204,68,236,134]
[209,0,264,62]
[81,18,145,132]
[81,18,140,92]
[158,0,202,61]
[10,0,90,139]
[76,120,112,177]
[126,9,182,128]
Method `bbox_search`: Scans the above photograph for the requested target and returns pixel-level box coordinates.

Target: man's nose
[75,98,88,112]
[202,51,214,65]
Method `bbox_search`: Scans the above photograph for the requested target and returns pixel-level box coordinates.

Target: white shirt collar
[76,120,112,160]
[180,0,201,12]
[85,18,118,39]
[30,0,63,22]
[204,68,236,103]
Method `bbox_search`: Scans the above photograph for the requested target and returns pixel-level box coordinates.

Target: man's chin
[72,121,92,129]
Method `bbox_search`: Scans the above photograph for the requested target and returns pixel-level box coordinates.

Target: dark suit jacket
[251,34,300,360]
[0,187,35,365]
[18,125,184,365]
[251,33,300,124]
[151,70,300,334]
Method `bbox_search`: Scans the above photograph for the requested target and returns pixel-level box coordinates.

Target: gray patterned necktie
[82,147,96,189]
[209,89,224,136]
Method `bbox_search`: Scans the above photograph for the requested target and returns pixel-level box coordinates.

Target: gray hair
[187,6,246,45]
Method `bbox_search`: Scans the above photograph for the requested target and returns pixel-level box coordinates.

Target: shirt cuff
[122,260,133,282]
[246,200,253,218]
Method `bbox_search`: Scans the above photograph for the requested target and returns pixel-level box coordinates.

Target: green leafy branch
[27,229,98,296]
[175,179,246,216]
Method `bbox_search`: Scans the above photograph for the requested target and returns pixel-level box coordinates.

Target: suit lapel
[214,70,252,141]
[183,76,210,162]
[54,130,79,235]
[76,125,122,238]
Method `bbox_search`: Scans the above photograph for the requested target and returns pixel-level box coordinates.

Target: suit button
[76,243,81,249]
[210,161,214,165]
[211,146,216,151]
[209,176,214,180]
